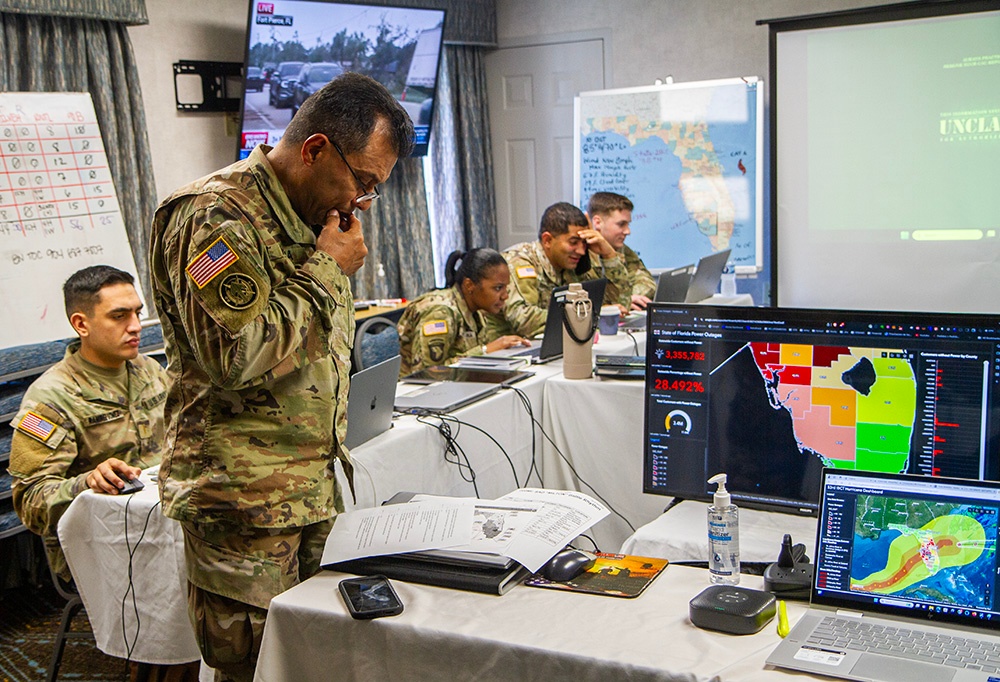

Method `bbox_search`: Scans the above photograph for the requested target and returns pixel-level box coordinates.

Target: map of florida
[852,512,987,595]
[585,114,735,252]
[748,343,917,473]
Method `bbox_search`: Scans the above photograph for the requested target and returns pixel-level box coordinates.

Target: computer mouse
[542,548,596,582]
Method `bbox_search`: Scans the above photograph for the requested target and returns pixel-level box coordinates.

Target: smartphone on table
[338,575,404,620]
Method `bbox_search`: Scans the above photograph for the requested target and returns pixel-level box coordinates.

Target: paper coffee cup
[599,305,619,336]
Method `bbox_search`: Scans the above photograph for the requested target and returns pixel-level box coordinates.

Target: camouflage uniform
[612,243,656,302]
[8,343,168,582]
[485,240,631,337]
[148,145,353,680]
[397,286,490,376]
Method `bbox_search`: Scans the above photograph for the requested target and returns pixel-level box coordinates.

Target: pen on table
[776,600,790,638]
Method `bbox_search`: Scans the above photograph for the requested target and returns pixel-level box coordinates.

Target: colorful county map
[575,79,762,271]
[748,343,917,472]
[850,497,995,608]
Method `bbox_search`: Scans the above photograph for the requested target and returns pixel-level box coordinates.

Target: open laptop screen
[813,469,1000,629]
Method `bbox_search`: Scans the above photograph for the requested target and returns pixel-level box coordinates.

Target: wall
[128,0,247,201]
[494,0,907,89]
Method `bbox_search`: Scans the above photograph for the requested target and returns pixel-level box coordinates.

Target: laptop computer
[491,278,607,364]
[654,263,697,303]
[653,249,731,304]
[767,468,1000,682]
[394,380,500,413]
[344,354,401,449]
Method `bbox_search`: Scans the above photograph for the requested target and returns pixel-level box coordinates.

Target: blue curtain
[429,45,498,282]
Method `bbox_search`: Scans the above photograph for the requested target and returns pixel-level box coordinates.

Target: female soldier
[397,248,530,376]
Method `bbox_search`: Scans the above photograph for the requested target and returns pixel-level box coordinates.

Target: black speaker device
[688,585,777,635]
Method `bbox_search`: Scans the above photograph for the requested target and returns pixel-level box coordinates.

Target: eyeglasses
[330,139,380,203]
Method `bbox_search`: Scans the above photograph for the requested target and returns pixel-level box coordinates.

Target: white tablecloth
[254,565,808,682]
[57,471,200,664]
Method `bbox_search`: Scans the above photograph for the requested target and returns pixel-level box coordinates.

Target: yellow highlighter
[776,600,790,638]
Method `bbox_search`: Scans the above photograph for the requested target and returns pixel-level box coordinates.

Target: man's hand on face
[576,228,616,259]
[317,209,368,276]
[86,458,142,495]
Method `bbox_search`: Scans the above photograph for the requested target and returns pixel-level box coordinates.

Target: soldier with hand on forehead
[9,265,169,584]
[149,72,413,682]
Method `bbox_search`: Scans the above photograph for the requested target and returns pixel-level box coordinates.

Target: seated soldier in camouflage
[485,202,631,338]
[9,265,169,583]
[588,191,656,310]
[397,248,530,376]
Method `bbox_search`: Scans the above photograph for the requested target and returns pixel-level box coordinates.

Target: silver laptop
[767,468,1000,682]
[643,248,731,308]
[394,381,500,413]
[492,279,607,363]
[345,354,401,449]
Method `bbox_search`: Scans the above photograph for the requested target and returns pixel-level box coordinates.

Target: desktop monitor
[238,1,446,158]
[643,304,1000,514]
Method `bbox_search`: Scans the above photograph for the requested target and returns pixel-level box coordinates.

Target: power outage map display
[643,305,1000,513]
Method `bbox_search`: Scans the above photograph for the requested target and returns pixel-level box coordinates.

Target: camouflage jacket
[616,243,656,301]
[397,286,488,376]
[149,144,354,529]
[9,344,168,580]
[484,240,630,337]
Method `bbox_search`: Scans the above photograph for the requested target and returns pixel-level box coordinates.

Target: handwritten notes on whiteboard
[0,92,142,350]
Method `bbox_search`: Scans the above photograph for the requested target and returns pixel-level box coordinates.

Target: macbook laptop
[767,468,1000,681]
[394,380,500,413]
[654,249,731,304]
[491,278,607,364]
[344,354,401,449]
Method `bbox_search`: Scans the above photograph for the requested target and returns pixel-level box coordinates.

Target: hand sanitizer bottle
[707,473,740,584]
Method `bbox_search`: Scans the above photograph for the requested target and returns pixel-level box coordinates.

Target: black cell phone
[575,251,592,276]
[338,575,404,620]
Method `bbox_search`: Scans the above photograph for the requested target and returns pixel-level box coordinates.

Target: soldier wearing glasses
[149,72,413,681]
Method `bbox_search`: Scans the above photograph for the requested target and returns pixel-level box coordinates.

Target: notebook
[652,249,731,304]
[492,278,607,364]
[344,354,401,449]
[767,468,1000,682]
[393,380,500,413]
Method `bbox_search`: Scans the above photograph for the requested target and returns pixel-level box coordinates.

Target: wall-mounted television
[238,1,446,158]
[642,303,1000,514]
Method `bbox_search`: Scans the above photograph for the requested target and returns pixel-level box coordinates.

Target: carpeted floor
[0,580,127,682]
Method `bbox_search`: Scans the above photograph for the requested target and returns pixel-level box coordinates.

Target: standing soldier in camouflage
[148,73,413,681]
[486,202,632,338]
[397,248,530,376]
[587,192,656,310]
[9,265,168,583]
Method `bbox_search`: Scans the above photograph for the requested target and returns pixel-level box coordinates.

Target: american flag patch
[18,411,56,442]
[515,266,536,279]
[422,320,448,336]
[186,236,239,288]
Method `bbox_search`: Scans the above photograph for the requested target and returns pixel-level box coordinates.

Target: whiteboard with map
[574,78,763,273]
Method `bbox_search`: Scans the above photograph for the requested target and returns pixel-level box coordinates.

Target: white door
[486,37,607,249]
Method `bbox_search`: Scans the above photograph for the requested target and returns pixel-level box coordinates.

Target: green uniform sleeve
[153,198,351,391]
[8,402,87,544]
[497,256,548,338]
[626,248,657,299]
[397,304,460,375]
[586,252,632,308]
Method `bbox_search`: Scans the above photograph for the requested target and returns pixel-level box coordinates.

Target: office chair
[353,316,400,371]
[45,560,92,682]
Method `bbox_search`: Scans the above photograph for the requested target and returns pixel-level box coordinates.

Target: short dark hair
[283,72,414,157]
[63,265,134,319]
[539,202,588,239]
[587,192,633,217]
[444,248,507,288]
